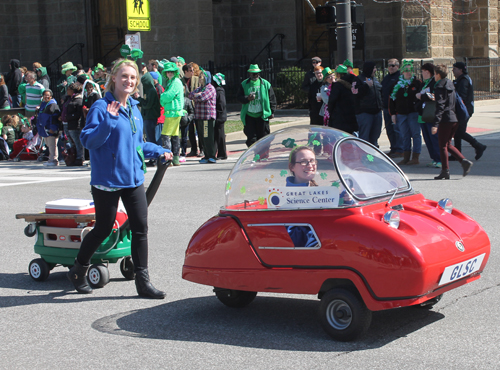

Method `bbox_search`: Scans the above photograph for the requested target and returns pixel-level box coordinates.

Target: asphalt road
[0,109,499,369]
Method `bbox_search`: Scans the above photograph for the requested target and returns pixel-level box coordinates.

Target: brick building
[0,0,497,72]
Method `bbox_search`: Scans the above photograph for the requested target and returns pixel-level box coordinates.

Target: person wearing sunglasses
[381,59,403,158]
[302,56,322,93]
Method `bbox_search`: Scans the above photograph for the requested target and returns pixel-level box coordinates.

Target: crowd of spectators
[0,55,229,166]
[302,56,487,179]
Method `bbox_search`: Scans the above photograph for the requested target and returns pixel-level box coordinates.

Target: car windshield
[224,126,412,211]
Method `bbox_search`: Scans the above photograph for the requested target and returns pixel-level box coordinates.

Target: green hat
[213,72,226,86]
[94,63,105,72]
[163,61,178,72]
[120,45,131,58]
[61,62,77,74]
[157,60,164,69]
[401,60,414,73]
[336,65,348,74]
[177,56,185,64]
[130,48,144,61]
[247,64,262,73]
[322,67,334,81]
[343,59,353,68]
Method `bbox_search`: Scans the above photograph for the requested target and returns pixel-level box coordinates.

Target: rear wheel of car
[319,288,372,341]
[214,288,257,308]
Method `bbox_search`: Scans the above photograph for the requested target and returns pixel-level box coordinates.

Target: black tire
[88,264,110,288]
[120,257,135,280]
[24,224,37,237]
[29,258,50,281]
[319,288,372,341]
[417,294,443,309]
[214,288,257,308]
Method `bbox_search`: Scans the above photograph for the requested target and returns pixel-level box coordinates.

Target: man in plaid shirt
[189,70,217,163]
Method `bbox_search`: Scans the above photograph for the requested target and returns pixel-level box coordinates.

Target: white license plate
[438,253,486,286]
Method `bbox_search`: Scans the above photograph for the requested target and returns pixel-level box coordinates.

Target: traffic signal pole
[335,0,352,64]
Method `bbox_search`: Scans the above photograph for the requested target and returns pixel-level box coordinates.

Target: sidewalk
[223,99,500,159]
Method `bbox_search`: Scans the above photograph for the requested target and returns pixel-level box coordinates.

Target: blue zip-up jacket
[81,92,170,188]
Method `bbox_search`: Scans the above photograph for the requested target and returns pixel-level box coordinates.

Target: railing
[100,40,124,66]
[46,43,85,102]
[297,30,328,67]
[251,34,286,63]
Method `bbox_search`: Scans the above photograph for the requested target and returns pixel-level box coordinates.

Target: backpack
[455,91,470,124]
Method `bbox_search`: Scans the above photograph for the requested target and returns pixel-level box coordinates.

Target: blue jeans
[420,121,441,162]
[68,129,84,160]
[383,108,402,152]
[356,111,382,147]
[10,94,21,108]
[144,119,162,146]
[397,112,421,153]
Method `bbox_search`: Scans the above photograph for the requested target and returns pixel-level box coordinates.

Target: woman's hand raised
[107,101,121,116]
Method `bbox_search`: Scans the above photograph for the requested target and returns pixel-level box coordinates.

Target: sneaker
[199,158,209,164]
[197,151,204,158]
[208,158,216,164]
[44,160,59,167]
[426,161,437,168]
[435,162,442,168]
[179,156,186,163]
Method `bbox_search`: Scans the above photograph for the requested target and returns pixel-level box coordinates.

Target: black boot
[461,159,473,177]
[67,259,92,294]
[135,269,166,299]
[474,143,487,160]
[434,170,450,180]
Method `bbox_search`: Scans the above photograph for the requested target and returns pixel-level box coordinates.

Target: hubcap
[88,268,100,285]
[30,263,41,278]
[326,299,353,330]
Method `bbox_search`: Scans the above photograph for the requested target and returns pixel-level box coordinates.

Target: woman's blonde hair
[105,58,139,95]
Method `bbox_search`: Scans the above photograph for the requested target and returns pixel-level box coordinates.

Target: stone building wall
[212,0,300,64]
[0,0,87,72]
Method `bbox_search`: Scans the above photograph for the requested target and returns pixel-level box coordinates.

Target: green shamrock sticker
[282,138,296,148]
[313,140,320,147]
[320,172,328,180]
[307,133,318,146]
[240,186,246,195]
[226,182,231,191]
[367,154,374,162]
[331,181,340,188]
[342,132,350,137]
[253,154,260,162]
[280,170,288,177]
[258,197,266,205]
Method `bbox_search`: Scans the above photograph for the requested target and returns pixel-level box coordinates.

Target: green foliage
[275,66,307,107]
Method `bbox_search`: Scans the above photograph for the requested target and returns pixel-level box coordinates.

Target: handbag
[421,100,436,123]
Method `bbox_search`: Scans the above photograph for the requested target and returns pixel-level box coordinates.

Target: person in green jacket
[57,62,77,101]
[159,62,185,166]
[236,64,277,147]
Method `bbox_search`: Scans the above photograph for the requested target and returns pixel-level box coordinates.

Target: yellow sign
[126,0,151,31]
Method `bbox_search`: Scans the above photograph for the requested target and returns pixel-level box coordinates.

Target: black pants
[77,185,148,270]
[214,120,227,159]
[454,118,479,152]
[188,119,204,153]
[243,115,270,147]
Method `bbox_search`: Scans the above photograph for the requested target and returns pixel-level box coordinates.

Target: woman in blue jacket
[70,59,172,298]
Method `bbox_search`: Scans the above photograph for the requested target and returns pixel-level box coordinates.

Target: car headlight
[438,198,453,214]
[383,210,400,229]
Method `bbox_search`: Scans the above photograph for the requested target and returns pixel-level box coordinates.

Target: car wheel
[418,294,443,309]
[29,258,50,281]
[24,224,37,237]
[319,288,372,341]
[214,288,257,308]
[88,264,110,288]
[120,257,135,280]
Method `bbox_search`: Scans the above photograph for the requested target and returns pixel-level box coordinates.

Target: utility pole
[335,0,352,63]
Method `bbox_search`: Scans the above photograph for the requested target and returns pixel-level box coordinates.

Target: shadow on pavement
[91,295,444,351]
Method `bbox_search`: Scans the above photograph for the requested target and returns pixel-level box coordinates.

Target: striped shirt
[25,82,45,112]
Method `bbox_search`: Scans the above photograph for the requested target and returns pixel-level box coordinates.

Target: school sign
[126,0,151,31]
